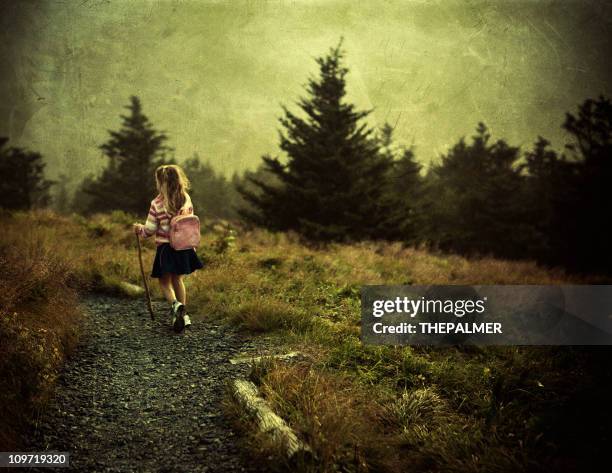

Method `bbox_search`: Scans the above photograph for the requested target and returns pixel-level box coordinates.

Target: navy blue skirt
[151,243,204,278]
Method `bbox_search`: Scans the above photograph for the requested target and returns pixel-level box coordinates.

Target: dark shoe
[173,303,185,333]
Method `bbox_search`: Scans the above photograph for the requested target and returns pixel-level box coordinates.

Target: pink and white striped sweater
[138,193,194,246]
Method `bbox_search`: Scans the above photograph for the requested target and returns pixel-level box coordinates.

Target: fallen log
[229,351,301,365]
[231,379,311,460]
[118,281,145,298]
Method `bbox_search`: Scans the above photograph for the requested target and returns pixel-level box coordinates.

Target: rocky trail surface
[26,295,269,473]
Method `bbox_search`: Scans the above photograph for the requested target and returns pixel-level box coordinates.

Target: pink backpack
[169,207,201,251]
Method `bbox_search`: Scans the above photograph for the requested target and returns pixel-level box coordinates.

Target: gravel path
[27,295,267,473]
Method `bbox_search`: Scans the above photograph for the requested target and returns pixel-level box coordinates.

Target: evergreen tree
[558,95,612,273]
[519,96,612,274]
[378,123,424,242]
[520,136,572,263]
[234,163,280,226]
[423,123,527,258]
[0,137,53,210]
[72,176,96,215]
[82,96,171,214]
[183,155,238,220]
[238,42,394,241]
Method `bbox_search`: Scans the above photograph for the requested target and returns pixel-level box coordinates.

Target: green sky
[2,0,611,186]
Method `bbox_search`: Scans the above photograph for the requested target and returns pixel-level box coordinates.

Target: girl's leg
[171,274,186,305]
[159,273,176,303]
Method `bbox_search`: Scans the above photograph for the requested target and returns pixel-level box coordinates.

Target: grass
[0,211,81,449]
[1,209,610,472]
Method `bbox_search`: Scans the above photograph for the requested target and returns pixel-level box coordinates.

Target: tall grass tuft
[0,219,81,449]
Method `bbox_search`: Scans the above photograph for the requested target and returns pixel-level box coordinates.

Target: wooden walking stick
[136,233,155,320]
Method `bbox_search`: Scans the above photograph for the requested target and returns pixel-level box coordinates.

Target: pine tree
[423,123,526,258]
[82,96,171,214]
[234,162,285,229]
[238,42,394,241]
[0,137,53,210]
[558,95,612,273]
[378,123,424,242]
[520,137,569,262]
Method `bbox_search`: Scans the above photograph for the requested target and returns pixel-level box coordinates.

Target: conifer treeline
[68,96,245,220]
[239,44,612,274]
[1,43,610,275]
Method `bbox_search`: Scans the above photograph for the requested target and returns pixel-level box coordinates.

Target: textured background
[1,0,611,187]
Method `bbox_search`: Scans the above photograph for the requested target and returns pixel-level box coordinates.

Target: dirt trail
[27,295,266,473]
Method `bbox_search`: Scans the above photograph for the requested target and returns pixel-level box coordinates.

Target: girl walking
[133,164,204,333]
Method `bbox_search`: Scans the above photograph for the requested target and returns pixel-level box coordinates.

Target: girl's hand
[133,223,143,235]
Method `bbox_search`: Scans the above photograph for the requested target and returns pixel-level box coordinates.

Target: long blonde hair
[155,164,191,216]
